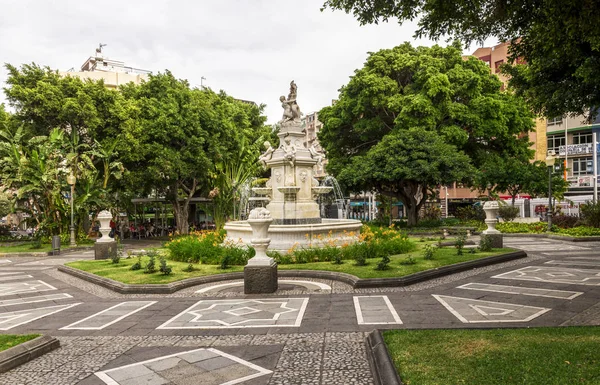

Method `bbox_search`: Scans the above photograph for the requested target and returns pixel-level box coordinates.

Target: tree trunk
[395,181,426,227]
[172,201,189,235]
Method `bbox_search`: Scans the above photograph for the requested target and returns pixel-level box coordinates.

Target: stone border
[502,233,600,242]
[58,250,526,293]
[365,330,403,385]
[0,335,60,373]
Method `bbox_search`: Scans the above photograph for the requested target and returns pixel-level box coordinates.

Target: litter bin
[51,235,60,255]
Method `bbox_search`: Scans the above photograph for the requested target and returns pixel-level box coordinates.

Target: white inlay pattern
[493,266,600,286]
[0,293,73,307]
[433,295,551,323]
[195,280,331,293]
[94,348,272,385]
[0,275,33,282]
[353,296,402,325]
[0,303,80,330]
[0,280,57,297]
[545,260,600,267]
[157,298,309,329]
[457,282,583,299]
[61,301,156,330]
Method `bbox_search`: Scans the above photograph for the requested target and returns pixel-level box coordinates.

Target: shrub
[30,238,42,249]
[498,205,520,222]
[479,235,493,252]
[144,255,156,274]
[399,255,417,265]
[111,252,120,264]
[130,256,142,271]
[416,218,443,228]
[455,232,466,255]
[166,230,226,263]
[496,222,547,233]
[554,226,600,237]
[423,244,436,260]
[332,253,343,265]
[552,215,580,229]
[219,254,232,269]
[468,247,477,254]
[422,205,442,221]
[159,257,172,275]
[375,255,391,270]
[183,261,194,272]
[580,201,600,228]
[455,205,485,221]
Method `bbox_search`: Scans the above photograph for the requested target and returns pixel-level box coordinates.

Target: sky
[0,0,497,124]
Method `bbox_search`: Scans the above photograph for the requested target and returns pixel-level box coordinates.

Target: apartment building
[546,115,600,196]
[60,45,150,88]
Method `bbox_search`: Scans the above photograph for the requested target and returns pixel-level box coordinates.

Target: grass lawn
[66,246,514,284]
[383,327,600,385]
[66,257,244,284]
[0,334,40,352]
[278,247,515,279]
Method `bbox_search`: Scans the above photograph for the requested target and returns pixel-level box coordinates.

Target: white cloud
[0,0,497,123]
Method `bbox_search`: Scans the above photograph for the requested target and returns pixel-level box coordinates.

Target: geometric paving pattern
[94,348,272,385]
[492,266,600,286]
[432,295,551,323]
[457,282,583,300]
[157,298,309,329]
[0,280,57,297]
[0,292,73,307]
[0,303,81,330]
[61,301,156,330]
[353,296,402,325]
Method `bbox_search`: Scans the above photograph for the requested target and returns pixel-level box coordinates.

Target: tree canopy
[322,0,600,119]
[318,43,535,225]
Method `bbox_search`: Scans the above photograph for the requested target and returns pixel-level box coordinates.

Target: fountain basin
[277,186,301,194]
[252,187,272,196]
[311,186,333,195]
[224,218,362,253]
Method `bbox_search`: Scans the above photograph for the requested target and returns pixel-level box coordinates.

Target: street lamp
[66,172,77,246]
[545,151,558,232]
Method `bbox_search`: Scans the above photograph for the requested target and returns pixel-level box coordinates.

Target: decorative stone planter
[482,201,503,248]
[244,208,277,294]
[95,210,117,260]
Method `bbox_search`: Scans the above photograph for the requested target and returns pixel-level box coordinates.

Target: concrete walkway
[0,237,598,384]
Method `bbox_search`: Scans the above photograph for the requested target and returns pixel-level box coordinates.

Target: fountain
[225,81,362,252]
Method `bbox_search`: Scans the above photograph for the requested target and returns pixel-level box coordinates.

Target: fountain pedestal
[244,208,278,294]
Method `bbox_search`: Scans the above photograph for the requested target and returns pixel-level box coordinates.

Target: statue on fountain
[279,80,302,124]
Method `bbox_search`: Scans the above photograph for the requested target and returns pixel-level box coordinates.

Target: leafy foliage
[159,257,172,275]
[375,255,391,270]
[423,244,437,260]
[319,43,534,226]
[580,201,600,228]
[130,256,142,271]
[498,205,520,222]
[322,0,600,119]
[479,236,493,252]
[454,233,466,255]
[144,255,156,274]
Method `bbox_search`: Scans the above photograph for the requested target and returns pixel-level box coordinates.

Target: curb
[0,245,94,258]
[365,330,402,385]
[0,335,60,373]
[502,233,600,242]
[58,250,526,293]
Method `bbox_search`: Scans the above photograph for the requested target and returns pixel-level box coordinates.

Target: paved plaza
[0,237,599,384]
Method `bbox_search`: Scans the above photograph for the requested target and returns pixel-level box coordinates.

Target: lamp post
[67,173,77,246]
[545,151,557,232]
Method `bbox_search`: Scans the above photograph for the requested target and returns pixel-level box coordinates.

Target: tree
[121,72,269,234]
[477,156,568,205]
[322,0,600,119]
[338,129,474,225]
[318,43,535,225]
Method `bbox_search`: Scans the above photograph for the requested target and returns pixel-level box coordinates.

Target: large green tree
[319,43,535,225]
[121,72,269,233]
[322,0,600,119]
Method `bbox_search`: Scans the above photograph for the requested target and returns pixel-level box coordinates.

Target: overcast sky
[0,0,496,124]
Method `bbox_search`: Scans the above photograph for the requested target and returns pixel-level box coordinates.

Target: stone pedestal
[244,208,278,294]
[481,233,503,248]
[244,262,278,294]
[95,241,117,260]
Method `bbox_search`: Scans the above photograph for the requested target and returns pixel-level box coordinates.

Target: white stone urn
[482,201,501,234]
[97,210,114,243]
[246,207,274,266]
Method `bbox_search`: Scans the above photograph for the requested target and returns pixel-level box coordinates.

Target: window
[572,131,593,145]
[547,134,565,153]
[494,60,504,73]
[547,116,563,126]
[572,157,593,176]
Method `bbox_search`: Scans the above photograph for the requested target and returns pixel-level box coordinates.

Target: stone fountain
[225,81,362,252]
